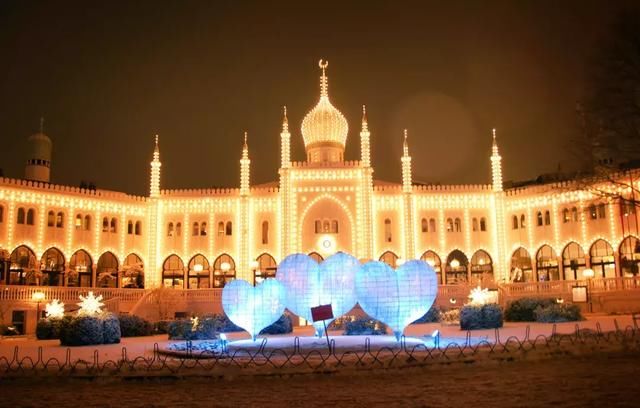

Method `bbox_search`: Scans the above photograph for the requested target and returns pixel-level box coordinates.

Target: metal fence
[1,319,639,378]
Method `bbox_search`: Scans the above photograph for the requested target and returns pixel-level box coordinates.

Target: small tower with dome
[24,118,52,183]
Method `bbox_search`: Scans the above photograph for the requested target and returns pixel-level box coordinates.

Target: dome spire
[319,59,329,98]
[362,105,368,132]
[282,105,288,132]
[39,116,44,134]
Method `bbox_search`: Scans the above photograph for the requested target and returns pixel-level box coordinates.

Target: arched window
[127,220,134,235]
[590,239,615,278]
[420,250,442,284]
[536,211,543,227]
[323,220,330,233]
[261,221,269,244]
[110,218,117,233]
[536,245,559,281]
[445,250,469,284]
[470,250,493,284]
[379,251,399,268]
[314,220,321,234]
[562,242,586,280]
[589,205,597,220]
[192,222,199,236]
[162,255,185,288]
[225,221,233,236]
[512,215,518,229]
[175,222,182,236]
[213,254,236,288]
[254,253,277,284]
[480,217,487,231]
[200,222,207,236]
[69,249,92,287]
[84,215,91,230]
[421,218,428,233]
[544,210,551,225]
[331,220,339,233]
[429,218,436,232]
[454,218,461,232]
[188,254,210,289]
[510,247,533,282]
[16,208,25,224]
[26,208,35,225]
[9,245,37,285]
[308,252,324,263]
[563,208,570,223]
[122,253,144,288]
[97,252,119,288]
[40,247,65,286]
[619,236,640,277]
[597,203,606,219]
[446,218,454,232]
[135,221,142,235]
[384,218,392,242]
[75,214,83,229]
[47,211,55,227]
[167,222,174,237]
[571,207,578,222]
[102,218,109,232]
[520,214,526,229]
[472,218,478,232]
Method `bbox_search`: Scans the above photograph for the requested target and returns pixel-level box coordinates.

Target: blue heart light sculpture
[222,278,287,341]
[355,260,438,341]
[276,252,359,336]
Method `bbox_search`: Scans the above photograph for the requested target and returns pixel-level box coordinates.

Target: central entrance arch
[299,194,354,256]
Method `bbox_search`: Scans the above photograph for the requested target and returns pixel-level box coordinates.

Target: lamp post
[583,268,595,313]
[32,291,45,320]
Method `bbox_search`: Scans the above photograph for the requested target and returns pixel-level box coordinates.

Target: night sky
[0,0,637,196]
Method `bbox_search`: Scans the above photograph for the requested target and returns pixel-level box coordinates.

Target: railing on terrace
[0,285,146,303]
[500,276,640,298]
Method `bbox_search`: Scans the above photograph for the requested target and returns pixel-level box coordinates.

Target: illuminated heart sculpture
[355,260,438,341]
[222,278,286,341]
[276,252,359,336]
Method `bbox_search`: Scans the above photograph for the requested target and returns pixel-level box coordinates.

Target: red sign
[311,304,334,322]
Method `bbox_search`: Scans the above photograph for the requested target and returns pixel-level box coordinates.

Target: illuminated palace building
[1,61,640,294]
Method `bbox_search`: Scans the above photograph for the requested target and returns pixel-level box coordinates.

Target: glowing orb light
[45,299,65,319]
[355,260,438,341]
[276,252,359,336]
[222,278,286,341]
[77,291,105,316]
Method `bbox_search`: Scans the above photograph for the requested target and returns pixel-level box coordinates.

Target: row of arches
[0,246,144,288]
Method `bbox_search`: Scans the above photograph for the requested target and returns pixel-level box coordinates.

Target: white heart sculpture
[276,252,359,336]
[355,260,438,340]
[222,278,287,340]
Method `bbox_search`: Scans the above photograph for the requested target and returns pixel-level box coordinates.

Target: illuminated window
[597,203,606,219]
[84,215,91,230]
[167,222,174,237]
[590,239,615,278]
[218,221,225,236]
[127,221,134,235]
[544,210,551,225]
[536,245,559,281]
[102,217,109,232]
[225,221,233,236]
[379,251,399,268]
[26,208,35,225]
[562,242,586,280]
[429,218,436,232]
[192,222,199,236]
[213,253,235,288]
[176,222,182,236]
[421,218,428,233]
[16,208,25,224]
[97,251,119,288]
[323,220,330,233]
[446,218,454,232]
[480,217,487,231]
[200,222,207,236]
[47,211,55,227]
[420,250,442,284]
[110,218,117,233]
[472,218,478,232]
[384,218,392,242]
[454,218,461,232]
[512,215,518,229]
[589,205,597,220]
[563,208,570,223]
[520,214,526,229]
[162,254,185,288]
[56,211,63,228]
[571,207,578,222]
[331,220,338,233]
[262,221,269,244]
[536,211,543,227]
[75,214,83,229]
[135,221,142,235]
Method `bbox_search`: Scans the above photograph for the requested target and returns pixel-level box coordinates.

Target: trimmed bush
[102,313,121,344]
[213,314,243,333]
[259,313,293,335]
[460,304,503,330]
[412,305,442,324]
[119,314,153,337]
[36,318,65,340]
[60,315,104,346]
[504,298,556,322]
[168,316,221,340]
[441,309,461,325]
[534,304,583,323]
[344,317,387,335]
[154,320,170,334]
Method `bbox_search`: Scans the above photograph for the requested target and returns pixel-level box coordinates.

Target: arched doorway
[590,240,615,278]
[379,251,399,268]
[9,245,37,285]
[300,195,353,256]
[69,249,93,287]
[619,236,640,277]
[420,250,442,284]
[445,250,469,284]
[40,247,65,286]
[254,253,277,285]
[536,245,559,281]
[213,254,235,288]
[122,253,144,288]
[562,242,586,280]
[97,252,119,288]
[510,247,533,282]
[162,255,185,288]
[187,254,210,289]
[308,252,324,263]
[470,250,493,284]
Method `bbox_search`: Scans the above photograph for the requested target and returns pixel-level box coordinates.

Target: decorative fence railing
[0,321,638,377]
[0,285,146,303]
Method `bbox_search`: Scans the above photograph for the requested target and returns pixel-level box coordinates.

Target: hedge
[344,317,387,335]
[534,304,582,323]
[504,298,556,322]
[460,304,504,330]
[119,314,154,337]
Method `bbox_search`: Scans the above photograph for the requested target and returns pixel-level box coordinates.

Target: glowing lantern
[45,299,65,319]
[77,291,105,316]
[468,286,491,306]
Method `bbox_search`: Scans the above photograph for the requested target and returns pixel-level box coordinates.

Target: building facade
[1,61,640,293]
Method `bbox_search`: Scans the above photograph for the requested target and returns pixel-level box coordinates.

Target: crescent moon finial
[319,59,328,69]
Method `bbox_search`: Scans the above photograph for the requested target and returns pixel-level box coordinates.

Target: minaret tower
[149,135,162,198]
[401,129,416,260]
[490,128,503,192]
[360,105,371,167]
[240,132,250,196]
[238,132,251,280]
[280,106,291,169]
[401,129,412,193]
[359,105,374,259]
[24,117,53,183]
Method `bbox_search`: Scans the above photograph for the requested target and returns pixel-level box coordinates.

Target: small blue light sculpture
[355,260,438,341]
[276,252,359,336]
[222,278,286,341]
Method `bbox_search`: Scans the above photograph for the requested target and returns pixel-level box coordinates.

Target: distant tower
[360,105,371,167]
[240,132,250,196]
[149,135,162,198]
[401,129,416,259]
[490,129,503,192]
[24,117,52,183]
[401,129,412,193]
[280,106,291,168]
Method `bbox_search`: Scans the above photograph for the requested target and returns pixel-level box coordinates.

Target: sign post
[311,304,334,352]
